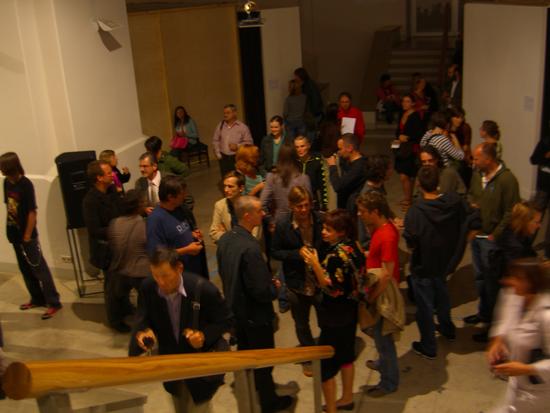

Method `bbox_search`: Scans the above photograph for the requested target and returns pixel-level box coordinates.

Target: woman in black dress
[393,94,424,211]
[301,209,364,413]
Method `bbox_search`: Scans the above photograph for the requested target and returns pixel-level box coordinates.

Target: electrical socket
[61,255,73,264]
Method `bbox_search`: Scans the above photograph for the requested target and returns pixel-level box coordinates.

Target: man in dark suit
[135,151,161,216]
[217,196,294,413]
[82,160,123,331]
[134,247,232,412]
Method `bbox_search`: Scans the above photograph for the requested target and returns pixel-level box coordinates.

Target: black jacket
[259,134,290,176]
[271,211,324,291]
[404,192,479,278]
[329,156,368,210]
[82,186,121,269]
[131,272,233,402]
[530,136,550,192]
[301,154,329,210]
[217,225,276,326]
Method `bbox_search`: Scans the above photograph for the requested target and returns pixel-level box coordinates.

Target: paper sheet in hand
[341,117,356,134]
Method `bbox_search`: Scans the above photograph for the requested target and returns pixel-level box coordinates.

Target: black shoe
[366,386,395,398]
[472,330,489,343]
[278,305,290,314]
[463,314,482,324]
[337,401,355,410]
[412,341,436,360]
[267,395,293,413]
[435,324,456,341]
[112,322,132,333]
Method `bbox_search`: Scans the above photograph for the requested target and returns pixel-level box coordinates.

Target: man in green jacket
[145,136,189,178]
[464,142,519,342]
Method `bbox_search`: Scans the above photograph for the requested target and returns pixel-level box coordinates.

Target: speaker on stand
[55,151,102,297]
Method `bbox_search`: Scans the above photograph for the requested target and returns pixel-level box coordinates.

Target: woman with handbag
[301,209,363,413]
[171,105,199,159]
[392,94,424,212]
[487,258,550,413]
[0,152,62,319]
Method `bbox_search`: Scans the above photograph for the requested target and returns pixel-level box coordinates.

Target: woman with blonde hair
[235,144,264,196]
[473,201,544,343]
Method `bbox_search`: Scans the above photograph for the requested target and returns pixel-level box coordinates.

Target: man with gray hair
[464,142,519,342]
[217,196,293,412]
[212,104,253,178]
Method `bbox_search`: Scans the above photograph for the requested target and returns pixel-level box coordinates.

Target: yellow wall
[128,5,244,149]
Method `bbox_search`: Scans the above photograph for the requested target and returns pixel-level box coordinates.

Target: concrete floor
[0,136,514,412]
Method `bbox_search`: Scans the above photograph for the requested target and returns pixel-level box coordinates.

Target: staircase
[365,38,454,145]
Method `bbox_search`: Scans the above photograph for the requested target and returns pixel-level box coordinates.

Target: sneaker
[366,386,395,398]
[412,341,436,360]
[41,305,62,320]
[463,314,483,324]
[435,324,456,341]
[365,359,380,371]
[19,302,44,310]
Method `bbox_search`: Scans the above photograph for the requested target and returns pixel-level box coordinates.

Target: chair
[183,138,210,168]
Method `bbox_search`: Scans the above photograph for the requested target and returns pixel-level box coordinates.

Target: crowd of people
[1,65,550,412]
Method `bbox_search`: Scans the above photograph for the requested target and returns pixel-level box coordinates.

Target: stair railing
[2,346,334,413]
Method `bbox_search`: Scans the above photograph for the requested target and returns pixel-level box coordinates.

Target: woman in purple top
[260,144,312,226]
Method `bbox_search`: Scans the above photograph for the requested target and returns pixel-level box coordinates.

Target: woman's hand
[486,336,509,366]
[492,361,535,377]
[300,247,319,266]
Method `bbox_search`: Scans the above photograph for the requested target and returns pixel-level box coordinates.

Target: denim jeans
[411,275,456,355]
[373,318,399,392]
[471,238,501,322]
[14,238,60,308]
[286,289,317,347]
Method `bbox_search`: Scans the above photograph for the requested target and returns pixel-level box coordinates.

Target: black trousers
[13,238,60,308]
[219,154,236,178]
[104,272,144,326]
[235,321,278,411]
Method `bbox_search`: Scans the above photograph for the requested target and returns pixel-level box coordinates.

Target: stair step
[389,66,439,74]
[390,57,441,65]
[392,49,441,57]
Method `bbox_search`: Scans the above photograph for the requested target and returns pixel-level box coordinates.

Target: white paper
[341,117,356,134]
[391,141,400,149]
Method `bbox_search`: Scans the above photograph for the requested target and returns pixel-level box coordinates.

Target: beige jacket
[360,268,405,338]
[209,198,261,243]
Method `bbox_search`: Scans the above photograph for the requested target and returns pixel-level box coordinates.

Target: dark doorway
[238,20,267,146]
[541,9,550,139]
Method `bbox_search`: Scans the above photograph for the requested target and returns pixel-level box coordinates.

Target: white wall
[0,0,145,272]
[463,3,547,198]
[261,7,302,125]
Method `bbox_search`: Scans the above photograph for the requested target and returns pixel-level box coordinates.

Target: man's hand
[229,143,238,152]
[184,329,205,349]
[327,155,337,167]
[184,241,203,256]
[136,328,157,351]
[398,134,408,143]
[192,229,203,241]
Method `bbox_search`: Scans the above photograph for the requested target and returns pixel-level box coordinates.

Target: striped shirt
[420,131,464,166]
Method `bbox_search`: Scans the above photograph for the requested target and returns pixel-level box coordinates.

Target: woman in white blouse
[488,258,550,412]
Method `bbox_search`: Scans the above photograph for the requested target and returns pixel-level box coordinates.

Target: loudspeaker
[55,151,96,229]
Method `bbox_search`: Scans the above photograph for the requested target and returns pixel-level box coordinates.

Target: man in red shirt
[356,190,400,396]
[357,193,399,283]
[337,92,366,144]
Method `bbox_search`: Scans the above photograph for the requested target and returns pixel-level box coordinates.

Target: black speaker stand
[67,228,104,297]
